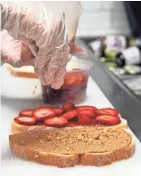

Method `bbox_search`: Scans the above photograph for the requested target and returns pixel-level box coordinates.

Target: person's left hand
[1,30,86,68]
[1,30,36,67]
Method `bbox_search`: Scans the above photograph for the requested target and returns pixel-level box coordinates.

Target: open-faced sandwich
[11,104,128,134]
[9,103,135,168]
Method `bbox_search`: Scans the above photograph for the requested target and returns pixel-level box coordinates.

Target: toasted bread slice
[9,127,135,167]
[11,118,128,134]
[7,64,38,78]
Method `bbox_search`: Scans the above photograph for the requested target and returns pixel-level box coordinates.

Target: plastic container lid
[23,1,83,41]
[66,56,93,72]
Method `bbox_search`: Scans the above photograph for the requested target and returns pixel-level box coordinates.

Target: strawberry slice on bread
[11,104,128,134]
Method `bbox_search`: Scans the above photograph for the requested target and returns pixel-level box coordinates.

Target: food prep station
[1,37,141,176]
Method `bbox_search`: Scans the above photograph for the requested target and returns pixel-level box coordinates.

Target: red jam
[42,69,89,104]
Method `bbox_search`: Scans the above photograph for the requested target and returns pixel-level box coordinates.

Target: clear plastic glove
[1,30,85,67]
[1,2,86,89]
[1,30,35,67]
[1,31,85,67]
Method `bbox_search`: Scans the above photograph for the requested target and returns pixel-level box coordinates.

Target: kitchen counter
[1,43,141,175]
[77,37,141,142]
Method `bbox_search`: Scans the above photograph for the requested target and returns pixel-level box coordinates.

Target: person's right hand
[1,2,70,89]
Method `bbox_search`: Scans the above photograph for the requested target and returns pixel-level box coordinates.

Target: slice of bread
[9,127,135,167]
[11,118,128,134]
[7,64,38,78]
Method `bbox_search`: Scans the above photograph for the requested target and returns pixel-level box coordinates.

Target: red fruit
[95,115,120,126]
[76,73,88,84]
[50,107,63,116]
[60,83,69,90]
[14,116,36,125]
[91,119,97,126]
[78,109,95,118]
[44,117,68,127]
[60,110,77,120]
[65,73,76,85]
[62,103,75,112]
[75,75,84,84]
[67,122,79,127]
[19,109,33,117]
[33,107,55,121]
[96,108,119,116]
[76,106,97,113]
[73,71,88,84]
[78,115,91,124]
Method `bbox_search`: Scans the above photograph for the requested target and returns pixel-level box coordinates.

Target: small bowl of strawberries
[41,57,93,105]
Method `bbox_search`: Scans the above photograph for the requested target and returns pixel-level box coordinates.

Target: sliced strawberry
[60,110,77,120]
[78,115,91,124]
[19,109,33,117]
[76,106,97,113]
[62,103,75,112]
[67,75,77,85]
[64,72,75,85]
[61,70,89,88]
[60,83,69,90]
[44,117,68,127]
[78,109,95,118]
[50,107,63,116]
[14,116,36,125]
[95,115,120,126]
[33,107,55,121]
[67,122,79,127]
[96,108,119,116]
[40,106,63,116]
[91,119,97,126]
[75,73,88,85]
[75,75,84,84]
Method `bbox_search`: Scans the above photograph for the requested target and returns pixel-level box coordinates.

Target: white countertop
[1,66,141,176]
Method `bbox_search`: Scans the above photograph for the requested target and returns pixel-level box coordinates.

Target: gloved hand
[1,30,85,67]
[1,30,35,67]
[1,2,86,89]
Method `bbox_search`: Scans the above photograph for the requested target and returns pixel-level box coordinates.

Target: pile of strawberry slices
[14,103,121,127]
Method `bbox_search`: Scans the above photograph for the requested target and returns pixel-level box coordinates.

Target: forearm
[1,2,8,30]
[0,1,70,88]
[1,2,44,45]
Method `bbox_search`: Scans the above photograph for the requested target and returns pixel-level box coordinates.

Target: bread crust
[9,127,135,168]
[80,138,135,166]
[11,118,128,134]
[7,65,38,78]
[10,144,79,167]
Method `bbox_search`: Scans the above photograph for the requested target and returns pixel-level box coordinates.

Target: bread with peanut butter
[11,117,128,134]
[9,127,135,168]
[7,64,38,78]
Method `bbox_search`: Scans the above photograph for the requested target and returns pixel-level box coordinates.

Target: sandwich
[11,104,128,134]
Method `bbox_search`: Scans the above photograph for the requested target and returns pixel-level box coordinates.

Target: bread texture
[11,118,128,134]
[7,64,38,78]
[9,127,135,168]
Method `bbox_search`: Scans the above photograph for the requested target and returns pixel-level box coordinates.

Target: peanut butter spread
[9,127,132,155]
